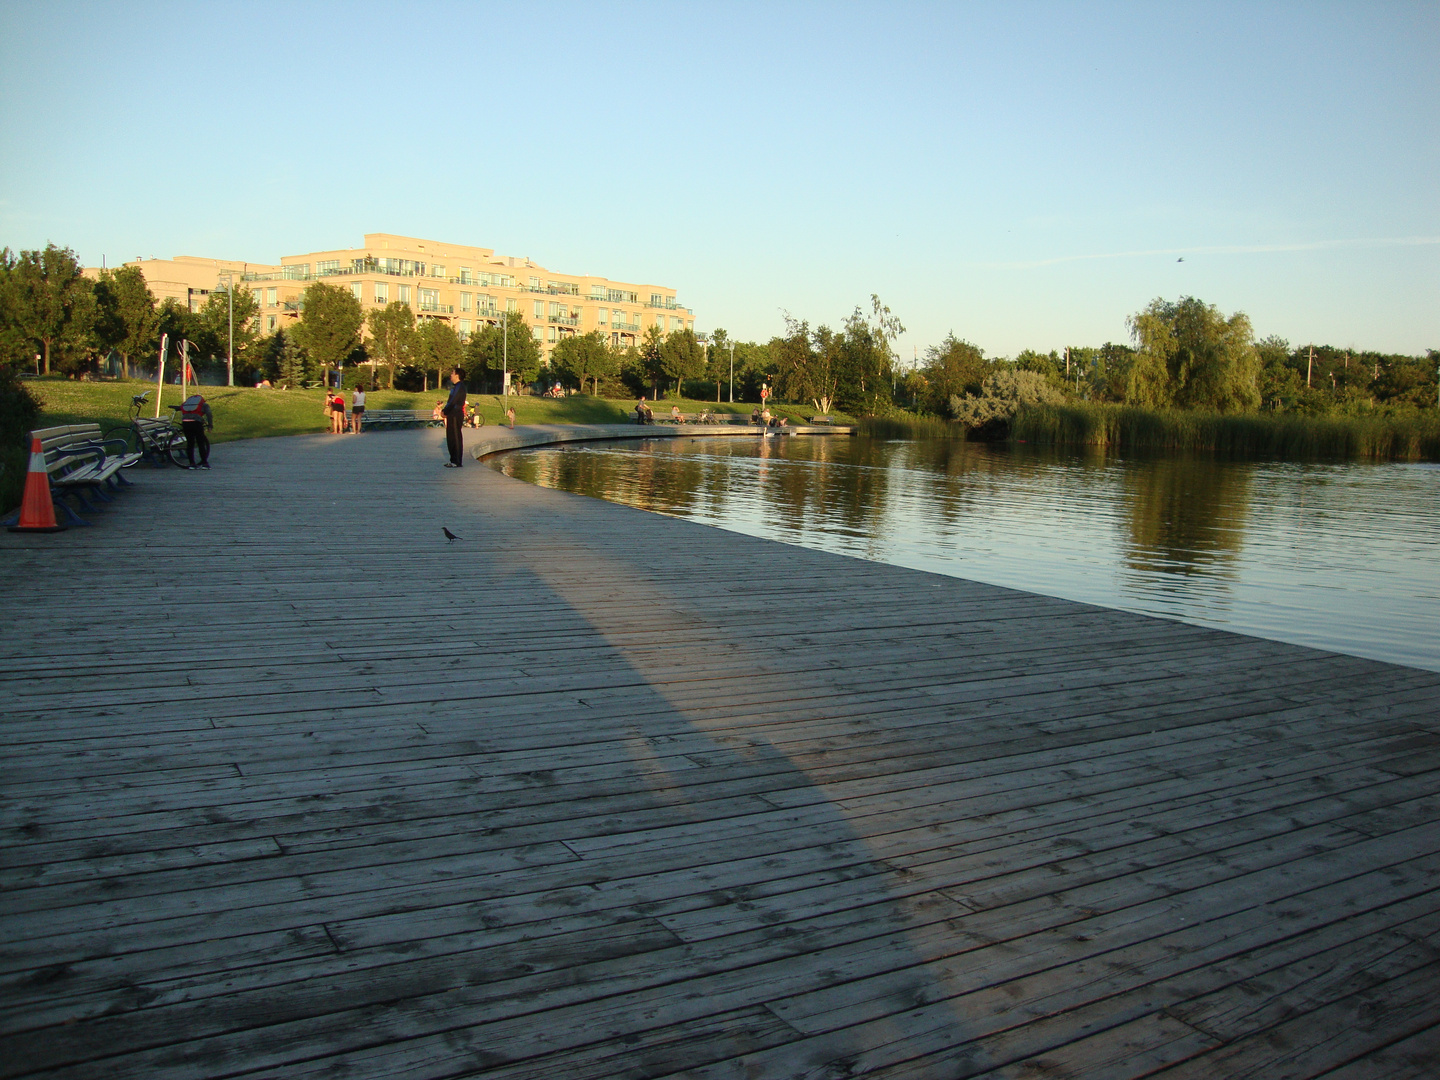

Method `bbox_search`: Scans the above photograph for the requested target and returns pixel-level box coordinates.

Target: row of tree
[0,244,260,380]
[908,297,1437,420]
[3,244,1432,417]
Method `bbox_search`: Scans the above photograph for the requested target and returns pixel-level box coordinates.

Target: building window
[597,308,608,325]
[431,265,445,278]
[374,283,388,304]
[317,259,339,274]
[506,298,518,313]
[533,300,543,318]
[532,326,543,341]
[350,283,362,301]
[266,288,277,306]
[266,315,276,331]
[459,292,471,311]
[547,326,557,342]
[528,276,540,289]
[419,288,439,311]
[399,285,411,304]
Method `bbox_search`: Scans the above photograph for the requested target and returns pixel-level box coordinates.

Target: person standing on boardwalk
[350,385,366,433]
[442,366,467,467]
[177,393,213,470]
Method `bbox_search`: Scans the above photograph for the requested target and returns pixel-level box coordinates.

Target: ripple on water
[492,436,1440,672]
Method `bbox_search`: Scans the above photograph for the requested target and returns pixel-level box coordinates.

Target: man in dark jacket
[442,366,467,467]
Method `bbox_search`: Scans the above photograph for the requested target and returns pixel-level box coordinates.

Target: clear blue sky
[2,1,1436,360]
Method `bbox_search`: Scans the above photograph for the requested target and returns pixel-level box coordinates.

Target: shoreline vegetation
[861,406,1440,462]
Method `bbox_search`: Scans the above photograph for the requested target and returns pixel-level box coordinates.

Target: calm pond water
[491,435,1440,672]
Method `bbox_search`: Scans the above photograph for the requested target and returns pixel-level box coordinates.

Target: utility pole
[1307,344,1314,388]
[501,309,509,397]
[729,341,734,403]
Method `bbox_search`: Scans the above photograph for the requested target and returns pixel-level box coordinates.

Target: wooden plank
[1,427,1435,1079]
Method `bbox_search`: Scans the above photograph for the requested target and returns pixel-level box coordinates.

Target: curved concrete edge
[468,422,854,461]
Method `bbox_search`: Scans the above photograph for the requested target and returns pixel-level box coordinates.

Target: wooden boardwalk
[2,426,1438,1080]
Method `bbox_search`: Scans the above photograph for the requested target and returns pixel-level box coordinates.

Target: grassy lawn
[22,378,848,441]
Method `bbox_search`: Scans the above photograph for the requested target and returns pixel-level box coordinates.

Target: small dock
[2,426,1437,1079]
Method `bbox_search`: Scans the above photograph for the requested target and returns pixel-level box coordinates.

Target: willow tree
[1127,296,1260,412]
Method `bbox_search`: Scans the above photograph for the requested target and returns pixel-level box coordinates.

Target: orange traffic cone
[6,437,65,533]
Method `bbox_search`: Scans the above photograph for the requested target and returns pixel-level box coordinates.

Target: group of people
[327,386,369,434]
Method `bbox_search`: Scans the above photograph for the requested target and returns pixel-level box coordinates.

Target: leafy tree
[704,328,732,400]
[196,282,259,381]
[919,334,989,415]
[771,316,829,411]
[638,323,666,396]
[550,330,616,394]
[93,266,158,379]
[660,327,706,397]
[292,280,362,385]
[833,296,903,413]
[416,318,463,390]
[7,244,95,374]
[465,312,540,390]
[274,329,311,389]
[1127,296,1260,412]
[1091,342,1136,402]
[1373,350,1439,408]
[366,301,416,389]
[732,340,775,402]
[0,249,33,369]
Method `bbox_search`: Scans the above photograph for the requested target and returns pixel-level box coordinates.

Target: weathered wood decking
[2,426,1438,1079]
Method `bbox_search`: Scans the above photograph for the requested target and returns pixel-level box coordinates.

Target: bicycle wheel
[101,425,138,455]
[165,430,193,468]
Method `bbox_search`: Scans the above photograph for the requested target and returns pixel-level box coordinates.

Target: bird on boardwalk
[443,528,462,543]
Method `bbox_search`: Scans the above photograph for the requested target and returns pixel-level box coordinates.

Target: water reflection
[491,436,1440,672]
[1121,457,1249,577]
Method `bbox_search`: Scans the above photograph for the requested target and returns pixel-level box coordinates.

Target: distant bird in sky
[1177,257,1185,262]
[443,527,462,543]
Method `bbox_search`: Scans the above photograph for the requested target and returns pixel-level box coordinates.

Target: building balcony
[549,314,581,327]
[418,303,454,314]
[613,319,641,331]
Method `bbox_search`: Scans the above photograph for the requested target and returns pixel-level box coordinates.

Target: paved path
[3,427,1439,1079]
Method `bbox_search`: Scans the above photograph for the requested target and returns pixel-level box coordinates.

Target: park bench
[808,415,833,424]
[6,424,138,526]
[361,409,442,429]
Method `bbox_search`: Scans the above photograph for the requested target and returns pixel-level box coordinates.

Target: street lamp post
[218,270,235,387]
[729,341,734,404]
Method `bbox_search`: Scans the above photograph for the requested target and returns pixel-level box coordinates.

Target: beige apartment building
[112,234,695,363]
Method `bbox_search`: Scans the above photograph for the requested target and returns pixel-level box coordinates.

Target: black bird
[443,528,462,543]
[1177,257,1185,262]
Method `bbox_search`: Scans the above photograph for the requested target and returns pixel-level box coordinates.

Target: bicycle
[101,393,191,468]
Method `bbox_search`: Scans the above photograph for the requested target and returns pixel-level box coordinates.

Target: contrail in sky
[991,236,1440,270]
